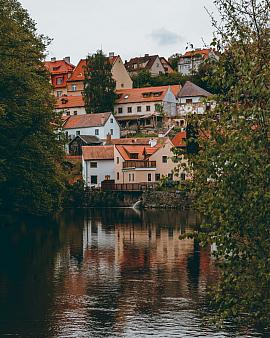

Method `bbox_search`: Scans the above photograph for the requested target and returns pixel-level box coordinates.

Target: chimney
[106,133,112,144]
[149,139,157,147]
[63,56,71,64]
[51,57,56,62]
[109,52,114,58]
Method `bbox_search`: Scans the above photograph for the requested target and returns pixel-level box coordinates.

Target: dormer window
[56,77,63,85]
[130,153,138,159]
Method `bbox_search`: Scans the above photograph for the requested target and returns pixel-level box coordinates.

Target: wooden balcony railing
[123,160,156,169]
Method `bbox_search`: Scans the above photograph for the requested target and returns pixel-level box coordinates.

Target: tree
[168,53,180,71]
[186,0,270,329]
[0,0,65,215]
[83,50,116,113]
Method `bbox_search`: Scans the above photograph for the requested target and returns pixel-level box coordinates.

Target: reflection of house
[125,54,172,76]
[55,95,86,117]
[114,137,186,184]
[114,85,181,129]
[178,48,219,75]
[63,112,120,141]
[44,57,75,97]
[82,146,114,187]
[177,81,214,116]
[67,54,132,96]
[68,135,102,156]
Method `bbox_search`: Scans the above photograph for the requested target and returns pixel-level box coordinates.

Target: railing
[123,160,156,169]
[101,181,158,191]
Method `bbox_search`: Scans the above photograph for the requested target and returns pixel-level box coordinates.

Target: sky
[19,0,218,65]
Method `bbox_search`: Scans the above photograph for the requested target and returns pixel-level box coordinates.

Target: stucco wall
[112,57,133,89]
[83,159,114,187]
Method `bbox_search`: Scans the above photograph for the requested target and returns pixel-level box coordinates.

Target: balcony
[123,160,156,169]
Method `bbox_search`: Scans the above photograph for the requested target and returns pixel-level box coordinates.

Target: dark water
[0,208,261,337]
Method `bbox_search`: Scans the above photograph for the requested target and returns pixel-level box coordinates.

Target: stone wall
[142,190,190,210]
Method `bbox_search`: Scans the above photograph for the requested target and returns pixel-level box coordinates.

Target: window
[146,105,151,112]
[168,173,173,180]
[73,111,77,115]
[56,77,63,85]
[148,173,152,182]
[110,118,113,123]
[186,98,193,104]
[130,153,138,159]
[105,175,110,180]
[137,106,141,112]
[110,129,113,135]
[180,173,186,181]
[118,107,123,114]
[66,111,70,116]
[155,174,161,181]
[71,84,77,92]
[90,162,97,168]
[162,156,168,163]
[132,173,135,181]
[156,63,159,67]
[117,157,119,164]
[128,107,132,113]
[121,83,124,88]
[76,130,80,136]
[117,172,120,180]
[91,175,97,184]
[56,90,62,97]
[95,129,99,135]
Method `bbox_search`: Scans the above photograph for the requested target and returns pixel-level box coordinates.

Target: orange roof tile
[182,48,213,58]
[116,85,181,104]
[82,145,114,160]
[44,60,75,75]
[56,95,85,109]
[172,131,187,147]
[63,112,111,129]
[115,144,160,161]
[107,137,167,146]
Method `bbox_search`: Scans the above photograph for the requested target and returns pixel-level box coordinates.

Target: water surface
[0,209,262,337]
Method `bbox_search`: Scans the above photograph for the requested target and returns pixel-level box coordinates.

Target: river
[0,208,262,337]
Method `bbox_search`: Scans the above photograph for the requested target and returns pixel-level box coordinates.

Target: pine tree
[0,0,65,215]
[83,50,116,113]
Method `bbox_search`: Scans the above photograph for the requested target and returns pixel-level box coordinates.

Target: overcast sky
[20,0,218,65]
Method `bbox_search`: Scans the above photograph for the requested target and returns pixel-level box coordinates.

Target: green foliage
[186,0,270,329]
[83,50,117,113]
[132,69,187,88]
[168,53,180,71]
[0,0,66,216]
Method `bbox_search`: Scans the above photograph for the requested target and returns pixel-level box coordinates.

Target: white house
[177,81,214,116]
[63,112,121,141]
[55,95,86,117]
[114,85,181,129]
[82,145,115,187]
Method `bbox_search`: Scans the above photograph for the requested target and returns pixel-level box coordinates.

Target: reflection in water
[0,209,261,337]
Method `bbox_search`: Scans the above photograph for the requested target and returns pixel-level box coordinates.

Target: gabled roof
[69,135,102,145]
[116,85,181,104]
[63,112,111,129]
[125,55,160,72]
[56,95,85,109]
[172,131,186,147]
[115,144,161,161]
[82,145,114,160]
[44,60,75,75]
[106,137,167,145]
[67,56,120,82]
[178,81,212,98]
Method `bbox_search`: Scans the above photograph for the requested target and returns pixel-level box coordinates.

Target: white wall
[82,159,115,187]
[57,107,86,117]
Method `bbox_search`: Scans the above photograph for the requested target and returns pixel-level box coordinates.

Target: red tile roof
[183,48,213,58]
[115,144,161,161]
[116,85,181,104]
[56,95,85,109]
[63,112,111,129]
[125,55,159,72]
[172,131,186,147]
[44,60,75,75]
[68,56,120,82]
[107,137,166,145]
[82,145,114,160]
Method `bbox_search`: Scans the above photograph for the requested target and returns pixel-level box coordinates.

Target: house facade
[68,135,102,156]
[114,138,187,184]
[63,112,121,141]
[177,81,214,116]
[67,54,133,96]
[178,48,219,75]
[125,55,172,76]
[114,85,181,129]
[82,146,115,187]
[44,57,75,97]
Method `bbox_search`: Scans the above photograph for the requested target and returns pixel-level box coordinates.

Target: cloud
[149,28,183,46]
